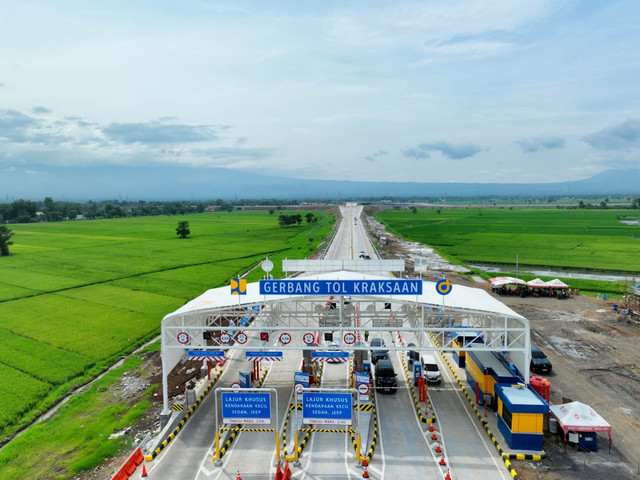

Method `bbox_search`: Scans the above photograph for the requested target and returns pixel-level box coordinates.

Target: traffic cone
[436,441,441,453]
[275,460,283,480]
[236,470,242,480]
[431,432,437,440]
[141,464,148,478]
[362,458,369,478]
[429,424,435,432]
[440,455,446,466]
[445,468,451,480]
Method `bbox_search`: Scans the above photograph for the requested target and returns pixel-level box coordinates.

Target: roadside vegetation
[376,208,640,296]
[0,210,335,479]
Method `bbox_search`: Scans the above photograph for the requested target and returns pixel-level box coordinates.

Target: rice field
[0,211,334,441]
[376,208,640,273]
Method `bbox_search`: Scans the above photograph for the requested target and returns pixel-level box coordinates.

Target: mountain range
[1,165,638,201]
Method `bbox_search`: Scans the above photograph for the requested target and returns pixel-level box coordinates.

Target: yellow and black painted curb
[400,352,437,424]
[145,367,223,461]
[364,391,378,463]
[282,362,324,460]
[427,332,545,479]
[212,366,271,462]
[171,403,184,411]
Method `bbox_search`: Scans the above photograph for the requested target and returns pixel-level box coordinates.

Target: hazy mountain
[1,165,638,201]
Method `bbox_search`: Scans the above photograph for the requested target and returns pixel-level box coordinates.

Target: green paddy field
[0,211,334,468]
[376,208,640,293]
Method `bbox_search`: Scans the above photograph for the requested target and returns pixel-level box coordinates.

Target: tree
[0,225,14,256]
[305,212,315,223]
[411,207,417,214]
[176,221,190,238]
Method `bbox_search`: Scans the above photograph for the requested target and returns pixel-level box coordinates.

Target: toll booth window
[502,404,512,430]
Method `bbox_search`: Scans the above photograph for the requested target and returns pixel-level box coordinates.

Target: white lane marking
[425,334,512,480]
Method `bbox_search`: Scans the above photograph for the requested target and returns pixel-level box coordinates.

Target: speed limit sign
[177,332,190,344]
[343,332,356,345]
[303,332,315,346]
[236,332,248,344]
[279,332,291,345]
[220,333,231,344]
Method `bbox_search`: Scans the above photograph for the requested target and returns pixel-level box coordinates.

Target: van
[421,354,442,384]
[375,359,397,393]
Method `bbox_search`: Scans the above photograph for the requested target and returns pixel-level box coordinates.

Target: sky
[1,0,639,188]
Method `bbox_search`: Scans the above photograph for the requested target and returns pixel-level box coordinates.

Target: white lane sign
[236,332,248,344]
[220,333,231,344]
[303,332,315,346]
[279,332,292,345]
[343,332,356,345]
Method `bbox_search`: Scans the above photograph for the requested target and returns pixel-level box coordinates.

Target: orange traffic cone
[445,468,451,480]
[431,432,437,440]
[275,460,283,480]
[436,441,441,453]
[141,464,148,478]
[439,455,446,466]
[429,424,435,432]
[236,470,242,480]
[362,458,369,478]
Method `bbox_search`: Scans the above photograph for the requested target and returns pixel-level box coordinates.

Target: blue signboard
[413,363,422,386]
[221,392,271,425]
[259,279,422,296]
[294,371,310,388]
[239,371,251,388]
[302,392,353,426]
[245,351,283,359]
[311,351,349,360]
[187,350,225,359]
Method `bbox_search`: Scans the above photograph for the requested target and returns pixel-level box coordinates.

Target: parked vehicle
[530,345,552,373]
[370,337,389,364]
[421,354,442,384]
[375,359,397,393]
[406,343,420,369]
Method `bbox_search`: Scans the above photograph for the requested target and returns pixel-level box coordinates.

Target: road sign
[230,382,241,391]
[221,392,271,425]
[246,351,283,362]
[261,258,274,273]
[236,332,248,344]
[436,278,453,295]
[357,383,370,395]
[177,332,190,344]
[187,350,225,361]
[239,371,251,388]
[279,332,291,345]
[260,332,269,342]
[311,351,349,363]
[259,279,422,296]
[303,332,316,346]
[295,383,305,394]
[302,392,353,425]
[220,333,231,344]
[343,332,356,345]
[295,371,310,388]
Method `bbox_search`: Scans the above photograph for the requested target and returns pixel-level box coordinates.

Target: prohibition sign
[220,332,231,344]
[177,332,190,344]
[435,278,453,296]
[303,332,315,346]
[343,332,356,345]
[236,332,248,344]
[357,383,370,395]
[230,382,241,391]
[279,332,292,345]
[295,383,305,394]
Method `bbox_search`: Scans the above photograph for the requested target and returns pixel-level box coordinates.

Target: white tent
[546,279,569,289]
[549,401,612,441]
[527,278,547,287]
[489,276,528,287]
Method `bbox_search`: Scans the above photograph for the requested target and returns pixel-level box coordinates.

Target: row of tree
[278,213,318,227]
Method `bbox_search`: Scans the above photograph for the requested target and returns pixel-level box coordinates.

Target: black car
[369,337,389,364]
[530,345,552,374]
[375,359,397,393]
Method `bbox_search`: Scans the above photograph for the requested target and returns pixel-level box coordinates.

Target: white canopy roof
[166,270,526,321]
[549,401,612,440]
[546,278,569,288]
[489,276,528,287]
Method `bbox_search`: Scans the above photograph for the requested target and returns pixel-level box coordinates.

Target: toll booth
[466,351,519,409]
[495,384,548,451]
[451,330,483,368]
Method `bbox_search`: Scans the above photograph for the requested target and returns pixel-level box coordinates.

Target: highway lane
[146,204,515,479]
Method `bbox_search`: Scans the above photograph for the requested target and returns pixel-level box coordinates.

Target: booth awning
[549,401,612,441]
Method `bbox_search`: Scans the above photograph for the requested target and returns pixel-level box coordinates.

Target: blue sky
[1,0,639,187]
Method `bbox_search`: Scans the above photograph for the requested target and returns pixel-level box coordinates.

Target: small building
[495,384,548,451]
[466,351,520,409]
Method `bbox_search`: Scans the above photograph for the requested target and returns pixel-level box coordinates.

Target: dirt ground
[78,211,640,480]
[371,214,640,479]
